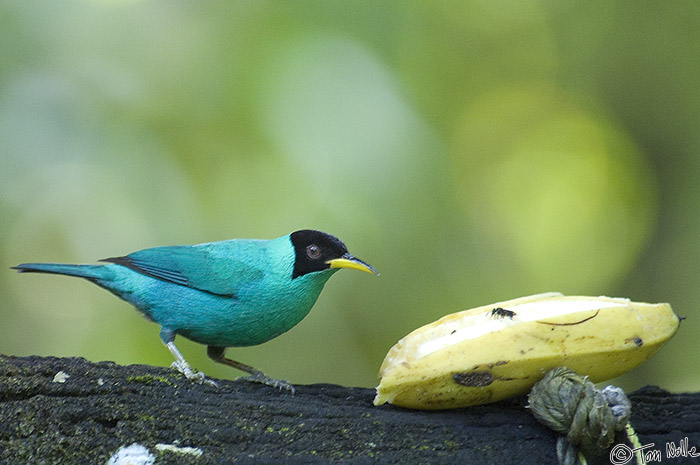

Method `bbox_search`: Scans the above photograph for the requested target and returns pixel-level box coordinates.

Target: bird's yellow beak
[327,253,378,275]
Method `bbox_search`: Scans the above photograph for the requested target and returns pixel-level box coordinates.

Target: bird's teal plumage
[13,229,376,389]
[93,235,338,347]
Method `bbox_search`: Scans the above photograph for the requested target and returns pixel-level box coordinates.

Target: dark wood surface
[1,355,698,464]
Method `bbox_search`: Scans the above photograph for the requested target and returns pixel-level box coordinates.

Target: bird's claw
[170,361,219,388]
[238,374,295,394]
[201,377,220,389]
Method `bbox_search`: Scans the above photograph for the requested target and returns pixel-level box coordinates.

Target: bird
[12,229,377,392]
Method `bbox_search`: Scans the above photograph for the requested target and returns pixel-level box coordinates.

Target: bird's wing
[100,243,264,298]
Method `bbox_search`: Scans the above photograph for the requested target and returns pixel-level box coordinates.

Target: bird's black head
[290,229,377,279]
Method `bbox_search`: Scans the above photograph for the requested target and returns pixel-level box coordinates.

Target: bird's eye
[306,244,321,260]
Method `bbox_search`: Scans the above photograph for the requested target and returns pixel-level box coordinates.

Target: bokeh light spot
[452,87,658,291]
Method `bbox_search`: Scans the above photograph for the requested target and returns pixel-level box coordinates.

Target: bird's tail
[12,263,108,280]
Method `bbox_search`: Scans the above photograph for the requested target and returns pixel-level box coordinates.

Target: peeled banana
[374,293,679,410]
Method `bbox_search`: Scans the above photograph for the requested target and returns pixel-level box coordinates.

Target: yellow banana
[374,293,679,410]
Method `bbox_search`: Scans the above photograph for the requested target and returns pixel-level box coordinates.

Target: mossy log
[1,355,698,464]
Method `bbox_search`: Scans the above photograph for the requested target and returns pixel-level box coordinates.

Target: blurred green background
[2,1,698,393]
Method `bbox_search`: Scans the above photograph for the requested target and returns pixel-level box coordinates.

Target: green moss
[443,440,458,453]
[126,374,175,386]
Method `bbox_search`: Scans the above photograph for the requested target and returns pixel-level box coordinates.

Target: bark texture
[1,355,698,464]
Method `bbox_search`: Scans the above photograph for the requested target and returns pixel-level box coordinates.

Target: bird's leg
[166,341,219,388]
[160,329,218,388]
[207,345,295,394]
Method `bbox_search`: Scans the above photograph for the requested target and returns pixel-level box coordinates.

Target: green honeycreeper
[13,229,377,391]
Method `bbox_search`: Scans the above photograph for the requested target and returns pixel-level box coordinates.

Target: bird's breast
[174,274,330,347]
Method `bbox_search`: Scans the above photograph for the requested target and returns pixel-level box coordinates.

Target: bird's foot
[238,373,295,394]
[170,361,219,388]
